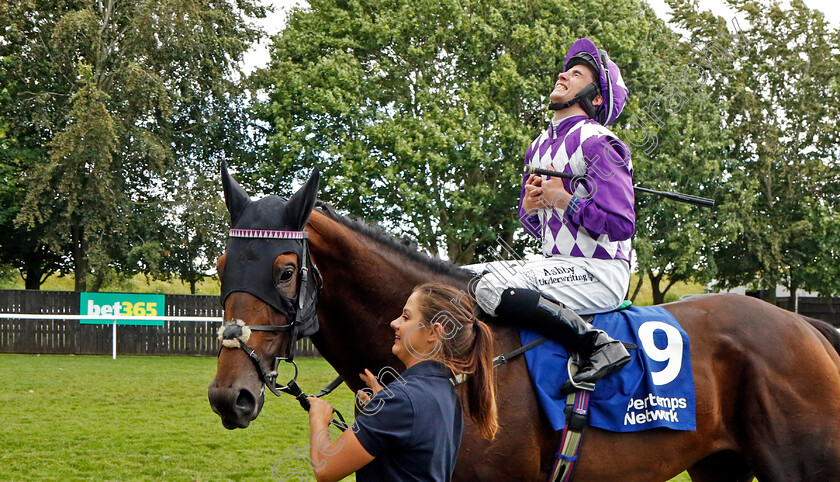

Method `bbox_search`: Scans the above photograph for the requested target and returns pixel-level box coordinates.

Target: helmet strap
[548,82,601,119]
[548,83,600,119]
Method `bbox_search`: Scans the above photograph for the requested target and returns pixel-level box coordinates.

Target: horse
[208,166,840,481]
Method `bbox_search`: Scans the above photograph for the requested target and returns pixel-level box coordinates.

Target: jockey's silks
[519,115,634,264]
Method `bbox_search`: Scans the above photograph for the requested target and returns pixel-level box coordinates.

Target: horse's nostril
[235,389,256,414]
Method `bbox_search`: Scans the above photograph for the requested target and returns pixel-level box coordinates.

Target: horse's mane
[314,201,474,284]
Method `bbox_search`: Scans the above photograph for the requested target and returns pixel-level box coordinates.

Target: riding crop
[523,166,715,208]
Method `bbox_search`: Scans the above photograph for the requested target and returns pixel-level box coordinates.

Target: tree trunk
[190,279,197,295]
[25,244,59,289]
[71,225,88,292]
[24,262,43,290]
[787,280,799,313]
[22,247,46,290]
[648,270,666,305]
[629,275,644,302]
[90,270,106,293]
[764,276,778,306]
[450,241,476,266]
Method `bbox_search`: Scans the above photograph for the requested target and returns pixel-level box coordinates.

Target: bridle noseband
[217,318,296,397]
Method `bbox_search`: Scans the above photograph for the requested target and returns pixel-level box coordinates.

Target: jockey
[475,38,633,388]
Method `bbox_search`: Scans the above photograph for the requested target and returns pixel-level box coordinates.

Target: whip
[523,166,715,208]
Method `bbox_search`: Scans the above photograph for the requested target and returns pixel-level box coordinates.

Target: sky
[242,0,840,73]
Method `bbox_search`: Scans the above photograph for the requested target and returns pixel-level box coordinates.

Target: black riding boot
[495,288,631,387]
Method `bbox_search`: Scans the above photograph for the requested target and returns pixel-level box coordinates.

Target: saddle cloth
[520,305,696,433]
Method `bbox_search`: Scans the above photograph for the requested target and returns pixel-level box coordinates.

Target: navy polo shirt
[352,360,464,482]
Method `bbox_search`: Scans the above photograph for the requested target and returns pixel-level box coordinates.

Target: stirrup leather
[550,363,593,482]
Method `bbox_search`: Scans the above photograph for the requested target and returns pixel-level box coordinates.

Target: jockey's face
[550,65,602,107]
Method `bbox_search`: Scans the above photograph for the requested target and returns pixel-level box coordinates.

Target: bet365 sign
[80,293,166,326]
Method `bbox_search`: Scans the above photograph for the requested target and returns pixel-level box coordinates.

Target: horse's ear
[221,160,251,227]
[285,168,320,230]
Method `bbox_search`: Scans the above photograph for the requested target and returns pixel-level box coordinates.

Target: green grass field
[1,354,695,481]
[0,354,355,481]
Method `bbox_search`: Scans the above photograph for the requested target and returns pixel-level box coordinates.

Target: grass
[0,354,354,481]
[628,274,707,306]
[0,354,702,481]
[0,272,222,296]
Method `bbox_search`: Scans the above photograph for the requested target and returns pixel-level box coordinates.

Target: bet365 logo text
[80,293,166,326]
[86,300,159,317]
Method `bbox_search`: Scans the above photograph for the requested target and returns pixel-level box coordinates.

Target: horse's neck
[306,210,451,391]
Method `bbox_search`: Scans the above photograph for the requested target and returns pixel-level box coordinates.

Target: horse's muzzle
[208,382,265,429]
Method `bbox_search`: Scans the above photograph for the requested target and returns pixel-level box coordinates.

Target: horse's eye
[277,269,295,284]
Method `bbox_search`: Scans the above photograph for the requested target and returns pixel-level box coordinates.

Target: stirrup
[563,355,595,393]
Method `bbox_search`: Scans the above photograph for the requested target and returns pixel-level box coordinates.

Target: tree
[2,0,263,290]
[669,0,840,303]
[620,13,731,304]
[256,0,692,264]
[19,67,122,292]
[0,5,73,288]
[162,165,229,294]
[0,116,64,289]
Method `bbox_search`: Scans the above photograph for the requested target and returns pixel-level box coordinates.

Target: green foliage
[621,12,730,304]
[255,0,671,264]
[19,66,120,246]
[163,169,229,294]
[254,0,739,302]
[2,0,836,298]
[669,0,840,299]
[0,3,73,288]
[0,0,264,290]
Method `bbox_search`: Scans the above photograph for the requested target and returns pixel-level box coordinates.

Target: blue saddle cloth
[520,305,696,433]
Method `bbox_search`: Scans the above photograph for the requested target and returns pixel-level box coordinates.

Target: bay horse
[208,166,840,481]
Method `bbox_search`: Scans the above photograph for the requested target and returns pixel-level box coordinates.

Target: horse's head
[208,162,320,429]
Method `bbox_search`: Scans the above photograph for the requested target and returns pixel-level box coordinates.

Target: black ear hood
[284,169,320,230]
[220,162,321,231]
[220,165,321,337]
[221,161,251,227]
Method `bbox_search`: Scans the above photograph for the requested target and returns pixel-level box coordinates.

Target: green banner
[80,293,166,326]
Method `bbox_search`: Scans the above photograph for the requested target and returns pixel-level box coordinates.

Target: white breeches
[467,256,630,316]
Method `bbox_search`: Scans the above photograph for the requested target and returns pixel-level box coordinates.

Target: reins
[494,336,549,367]
[451,335,549,385]
[218,321,349,430]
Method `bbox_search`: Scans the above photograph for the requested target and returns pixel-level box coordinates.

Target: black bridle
[217,228,348,430]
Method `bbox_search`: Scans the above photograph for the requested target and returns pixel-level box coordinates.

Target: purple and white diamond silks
[519,115,634,265]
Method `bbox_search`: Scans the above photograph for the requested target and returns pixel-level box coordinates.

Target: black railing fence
[1,289,836,356]
[0,290,320,357]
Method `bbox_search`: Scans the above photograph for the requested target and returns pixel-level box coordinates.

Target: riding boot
[495,288,631,386]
